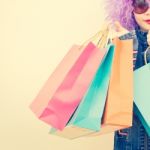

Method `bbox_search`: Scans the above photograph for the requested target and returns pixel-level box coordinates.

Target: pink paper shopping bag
[30,42,107,130]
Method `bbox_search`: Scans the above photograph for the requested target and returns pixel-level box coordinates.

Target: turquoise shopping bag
[134,63,150,136]
[50,43,115,139]
[69,44,115,130]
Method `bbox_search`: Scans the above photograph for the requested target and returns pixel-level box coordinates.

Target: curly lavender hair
[104,0,138,31]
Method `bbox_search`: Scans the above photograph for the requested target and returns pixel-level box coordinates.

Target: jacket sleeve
[119,30,136,40]
[118,30,138,51]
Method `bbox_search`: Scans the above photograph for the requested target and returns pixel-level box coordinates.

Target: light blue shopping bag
[50,43,115,139]
[134,62,150,136]
[69,44,115,131]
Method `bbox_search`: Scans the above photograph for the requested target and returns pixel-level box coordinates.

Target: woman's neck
[139,27,148,32]
[136,25,148,33]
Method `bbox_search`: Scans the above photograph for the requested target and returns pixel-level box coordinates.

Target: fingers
[114,21,123,32]
[109,21,129,39]
[113,21,128,32]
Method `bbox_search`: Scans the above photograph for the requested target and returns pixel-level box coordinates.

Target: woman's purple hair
[104,0,138,31]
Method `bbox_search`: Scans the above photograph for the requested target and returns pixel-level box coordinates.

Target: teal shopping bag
[134,103,150,136]
[134,63,150,136]
[50,43,115,139]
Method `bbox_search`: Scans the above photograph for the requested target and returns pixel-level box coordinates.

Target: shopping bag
[50,43,115,139]
[30,29,108,130]
[133,48,150,136]
[89,37,134,136]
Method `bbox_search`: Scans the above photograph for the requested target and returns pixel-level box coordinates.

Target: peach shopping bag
[89,38,134,136]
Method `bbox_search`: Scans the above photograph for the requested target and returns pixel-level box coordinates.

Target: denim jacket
[114,31,150,150]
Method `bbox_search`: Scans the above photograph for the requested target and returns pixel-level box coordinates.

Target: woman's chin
[141,23,150,31]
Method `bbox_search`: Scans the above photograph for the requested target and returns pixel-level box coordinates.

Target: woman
[104,0,150,149]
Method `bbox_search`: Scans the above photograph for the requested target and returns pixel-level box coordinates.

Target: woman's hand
[109,21,129,39]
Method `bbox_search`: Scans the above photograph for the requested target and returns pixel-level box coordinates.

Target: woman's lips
[144,20,150,24]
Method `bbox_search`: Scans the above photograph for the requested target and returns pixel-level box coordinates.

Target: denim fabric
[134,26,149,70]
[114,30,150,150]
[114,105,150,150]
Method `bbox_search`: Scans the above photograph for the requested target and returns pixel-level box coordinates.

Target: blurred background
[0,0,114,149]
